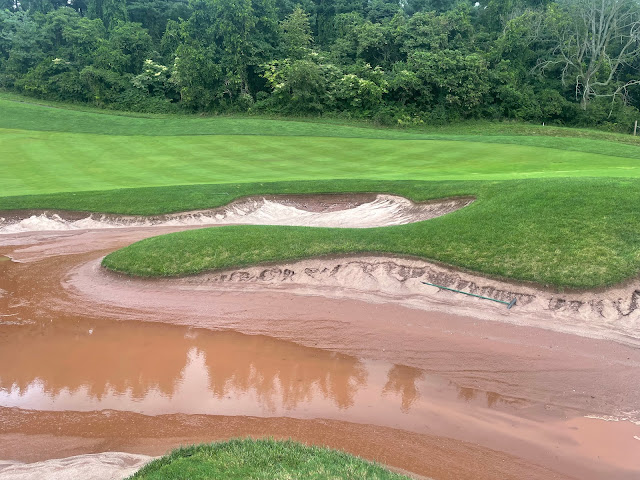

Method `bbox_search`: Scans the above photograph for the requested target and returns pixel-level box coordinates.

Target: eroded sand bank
[0,453,152,480]
[0,194,474,233]
[161,254,640,346]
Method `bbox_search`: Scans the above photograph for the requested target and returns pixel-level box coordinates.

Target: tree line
[1,0,639,130]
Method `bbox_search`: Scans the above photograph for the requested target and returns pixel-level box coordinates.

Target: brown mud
[1,224,639,479]
[162,254,640,347]
[0,410,592,480]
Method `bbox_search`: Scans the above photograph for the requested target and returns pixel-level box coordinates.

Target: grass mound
[127,438,410,480]
[101,178,640,289]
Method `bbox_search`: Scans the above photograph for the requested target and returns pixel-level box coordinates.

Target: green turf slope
[100,178,640,289]
[3,94,640,197]
[5,128,640,196]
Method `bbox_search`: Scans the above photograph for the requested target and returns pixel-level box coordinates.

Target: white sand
[0,195,473,234]
[0,453,153,480]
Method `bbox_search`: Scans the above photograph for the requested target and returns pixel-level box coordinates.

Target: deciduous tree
[537,0,640,109]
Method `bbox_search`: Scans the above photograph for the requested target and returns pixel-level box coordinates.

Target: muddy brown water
[0,229,639,480]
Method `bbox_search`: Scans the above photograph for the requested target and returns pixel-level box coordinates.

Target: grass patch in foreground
[102,178,640,289]
[127,438,410,480]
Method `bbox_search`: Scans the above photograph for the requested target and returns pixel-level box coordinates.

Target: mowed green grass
[3,127,640,196]
[3,94,640,196]
[127,439,410,480]
[2,94,640,288]
[5,91,640,143]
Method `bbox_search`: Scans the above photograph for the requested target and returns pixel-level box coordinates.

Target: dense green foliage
[127,439,410,479]
[2,0,640,129]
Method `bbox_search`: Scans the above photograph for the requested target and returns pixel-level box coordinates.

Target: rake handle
[421,281,516,309]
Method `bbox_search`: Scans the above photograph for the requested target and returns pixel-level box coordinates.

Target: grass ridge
[127,438,410,480]
[100,178,640,289]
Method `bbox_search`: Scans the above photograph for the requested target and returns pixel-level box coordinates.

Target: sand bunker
[171,255,640,347]
[0,194,474,234]
[2,226,640,480]
[0,453,152,480]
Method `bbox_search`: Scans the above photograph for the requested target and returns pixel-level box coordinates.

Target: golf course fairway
[2,94,640,288]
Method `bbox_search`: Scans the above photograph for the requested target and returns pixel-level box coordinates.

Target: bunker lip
[0,193,382,220]
[94,246,640,347]
[0,194,475,234]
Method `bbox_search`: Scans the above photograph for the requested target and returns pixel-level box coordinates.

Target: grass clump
[127,438,410,480]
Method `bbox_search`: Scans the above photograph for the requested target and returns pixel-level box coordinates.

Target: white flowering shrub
[132,59,171,95]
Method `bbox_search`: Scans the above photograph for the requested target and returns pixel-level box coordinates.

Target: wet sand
[1,227,639,479]
[0,452,151,480]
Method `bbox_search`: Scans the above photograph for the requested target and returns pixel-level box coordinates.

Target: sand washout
[2,212,639,347]
[0,194,474,234]
[2,230,640,479]
[0,453,153,480]
[0,187,637,348]
[147,255,640,348]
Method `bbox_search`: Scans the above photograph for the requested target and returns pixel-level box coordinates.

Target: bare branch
[541,0,640,108]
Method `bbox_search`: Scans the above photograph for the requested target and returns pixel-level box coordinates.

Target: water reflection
[0,322,371,414]
[455,384,522,408]
[457,386,478,402]
[382,365,423,412]
[0,239,524,427]
[0,316,518,423]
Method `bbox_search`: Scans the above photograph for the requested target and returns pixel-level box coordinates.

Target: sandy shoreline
[0,410,579,480]
[145,253,640,346]
[56,252,639,418]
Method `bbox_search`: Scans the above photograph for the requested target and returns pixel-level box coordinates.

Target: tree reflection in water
[0,320,368,412]
[382,364,424,412]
